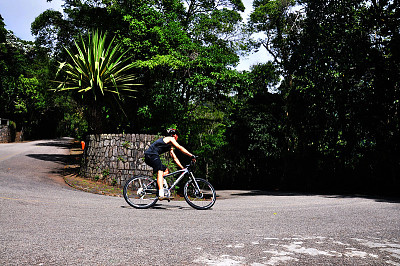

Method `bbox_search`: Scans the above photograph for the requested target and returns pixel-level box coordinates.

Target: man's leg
[157,169,169,198]
[157,170,164,197]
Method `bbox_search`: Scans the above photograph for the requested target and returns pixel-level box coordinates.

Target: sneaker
[158,196,174,201]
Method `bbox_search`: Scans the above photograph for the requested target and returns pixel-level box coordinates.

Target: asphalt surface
[0,138,399,265]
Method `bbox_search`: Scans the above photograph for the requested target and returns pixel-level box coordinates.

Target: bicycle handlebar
[185,156,197,170]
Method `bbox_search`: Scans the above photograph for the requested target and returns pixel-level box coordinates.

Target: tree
[33,0,122,59]
[108,0,248,128]
[0,15,57,138]
[55,30,140,133]
[248,0,400,193]
[249,0,302,71]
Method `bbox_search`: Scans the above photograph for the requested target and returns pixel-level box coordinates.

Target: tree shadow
[221,190,400,204]
[34,138,75,149]
[26,153,73,164]
[27,139,82,176]
[324,194,400,204]
[120,203,194,210]
[229,190,303,197]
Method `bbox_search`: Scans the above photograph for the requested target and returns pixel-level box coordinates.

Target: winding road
[1,139,399,265]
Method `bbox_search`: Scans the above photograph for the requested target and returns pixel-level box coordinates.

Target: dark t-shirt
[145,138,171,156]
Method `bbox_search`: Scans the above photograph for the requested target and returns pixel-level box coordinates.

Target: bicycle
[123,160,216,210]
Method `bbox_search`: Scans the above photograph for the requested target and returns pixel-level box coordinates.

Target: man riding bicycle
[144,128,196,200]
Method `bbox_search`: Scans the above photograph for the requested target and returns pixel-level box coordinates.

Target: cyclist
[144,128,196,200]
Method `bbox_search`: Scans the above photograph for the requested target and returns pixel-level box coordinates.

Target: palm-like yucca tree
[56,30,139,100]
[55,30,140,133]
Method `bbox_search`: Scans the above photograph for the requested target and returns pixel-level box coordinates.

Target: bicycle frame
[162,166,200,194]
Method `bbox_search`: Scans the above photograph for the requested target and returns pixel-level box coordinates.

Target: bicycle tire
[184,178,216,210]
[123,176,158,209]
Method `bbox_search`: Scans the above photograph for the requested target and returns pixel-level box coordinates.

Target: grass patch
[64,174,123,197]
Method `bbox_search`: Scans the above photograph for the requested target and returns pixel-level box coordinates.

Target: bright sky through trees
[0,0,64,41]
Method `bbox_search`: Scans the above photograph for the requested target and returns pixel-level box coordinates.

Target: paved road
[1,139,399,265]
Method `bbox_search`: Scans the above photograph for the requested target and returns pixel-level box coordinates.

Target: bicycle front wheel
[123,176,158,209]
[184,178,216,210]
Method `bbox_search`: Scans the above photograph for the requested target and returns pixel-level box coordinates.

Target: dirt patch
[64,173,123,197]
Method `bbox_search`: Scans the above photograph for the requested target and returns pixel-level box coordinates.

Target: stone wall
[80,134,159,187]
[0,125,12,143]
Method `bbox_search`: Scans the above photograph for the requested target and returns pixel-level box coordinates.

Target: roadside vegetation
[1,0,399,195]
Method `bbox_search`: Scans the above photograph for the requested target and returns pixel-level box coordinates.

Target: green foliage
[112,0,248,111]
[117,156,126,162]
[31,9,66,54]
[53,30,142,133]
[102,168,110,178]
[55,30,139,99]
[250,0,299,67]
[247,0,400,193]
[16,76,47,113]
[56,96,89,140]
[0,18,56,137]
[122,141,131,149]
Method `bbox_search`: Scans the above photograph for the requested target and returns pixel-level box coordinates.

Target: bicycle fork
[188,172,203,197]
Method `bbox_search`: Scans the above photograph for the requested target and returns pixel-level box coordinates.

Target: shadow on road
[226,190,400,204]
[34,138,73,149]
[230,190,300,197]
[26,154,73,164]
[120,204,194,210]
[26,139,82,176]
[324,194,400,204]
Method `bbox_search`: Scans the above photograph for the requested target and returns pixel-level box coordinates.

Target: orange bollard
[81,141,85,150]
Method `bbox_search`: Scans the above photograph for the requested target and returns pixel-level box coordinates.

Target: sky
[0,0,270,71]
[0,0,64,40]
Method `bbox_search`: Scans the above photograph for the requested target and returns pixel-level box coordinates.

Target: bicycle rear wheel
[123,176,158,209]
[184,178,216,210]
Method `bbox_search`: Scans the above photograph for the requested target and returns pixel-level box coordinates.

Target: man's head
[167,128,178,140]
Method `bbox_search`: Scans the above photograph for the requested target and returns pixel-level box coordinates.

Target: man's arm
[170,148,184,169]
[168,137,193,157]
